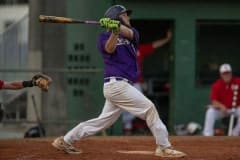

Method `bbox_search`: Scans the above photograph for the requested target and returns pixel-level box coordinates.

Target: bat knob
[39,15,45,22]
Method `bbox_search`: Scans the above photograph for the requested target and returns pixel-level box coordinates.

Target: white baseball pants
[122,82,142,130]
[203,106,240,136]
[64,78,171,148]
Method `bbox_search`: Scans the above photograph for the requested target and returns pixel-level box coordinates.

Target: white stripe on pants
[64,79,171,147]
[203,106,240,136]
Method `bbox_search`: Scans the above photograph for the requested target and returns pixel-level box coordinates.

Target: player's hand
[99,18,120,33]
[166,30,172,40]
[111,22,120,34]
[99,18,110,27]
[220,106,228,115]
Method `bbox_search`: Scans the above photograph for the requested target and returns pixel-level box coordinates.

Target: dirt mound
[0,136,239,160]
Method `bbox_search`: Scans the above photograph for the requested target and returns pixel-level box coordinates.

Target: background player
[122,30,172,135]
[203,64,240,136]
[136,30,172,91]
[0,74,52,91]
[52,5,186,158]
[0,80,34,90]
[0,74,52,122]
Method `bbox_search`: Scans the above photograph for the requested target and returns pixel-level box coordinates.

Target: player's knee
[235,108,240,117]
[206,107,216,116]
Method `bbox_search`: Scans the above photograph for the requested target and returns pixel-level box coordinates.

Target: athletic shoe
[52,136,82,154]
[155,146,186,158]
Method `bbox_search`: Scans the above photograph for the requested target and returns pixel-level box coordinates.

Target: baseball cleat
[52,136,82,154]
[155,146,186,158]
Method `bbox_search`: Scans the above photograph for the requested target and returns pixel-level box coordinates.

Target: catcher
[0,74,52,91]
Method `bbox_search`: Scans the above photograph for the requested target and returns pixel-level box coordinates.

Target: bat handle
[85,21,100,25]
[228,114,235,136]
[39,15,48,22]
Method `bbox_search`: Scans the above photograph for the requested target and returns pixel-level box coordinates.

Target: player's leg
[121,82,142,135]
[52,100,122,154]
[104,81,169,146]
[64,100,122,143]
[232,107,240,136]
[104,80,185,157]
[203,106,225,136]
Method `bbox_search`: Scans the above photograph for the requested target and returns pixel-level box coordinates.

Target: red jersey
[0,80,3,89]
[137,43,154,83]
[210,77,240,109]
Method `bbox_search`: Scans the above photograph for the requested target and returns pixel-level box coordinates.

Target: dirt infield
[0,136,239,160]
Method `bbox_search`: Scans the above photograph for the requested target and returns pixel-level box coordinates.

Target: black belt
[104,77,133,85]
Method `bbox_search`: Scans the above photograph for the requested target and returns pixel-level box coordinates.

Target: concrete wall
[41,0,67,136]
[29,0,66,136]
[0,5,28,33]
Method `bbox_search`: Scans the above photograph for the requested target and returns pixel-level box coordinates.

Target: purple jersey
[97,28,139,83]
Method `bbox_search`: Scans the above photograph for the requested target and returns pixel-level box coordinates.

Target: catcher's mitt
[32,74,52,92]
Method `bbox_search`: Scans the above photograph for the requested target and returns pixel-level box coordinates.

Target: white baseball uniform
[64,79,171,148]
[203,106,240,136]
[63,23,171,149]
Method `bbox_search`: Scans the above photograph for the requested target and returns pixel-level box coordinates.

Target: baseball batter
[203,64,240,136]
[52,5,186,158]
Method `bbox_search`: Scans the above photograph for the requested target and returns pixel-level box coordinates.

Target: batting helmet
[104,5,132,20]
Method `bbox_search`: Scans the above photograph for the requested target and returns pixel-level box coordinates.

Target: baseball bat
[39,15,100,25]
[228,114,235,136]
[228,84,238,136]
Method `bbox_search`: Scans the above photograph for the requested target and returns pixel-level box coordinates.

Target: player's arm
[119,24,134,40]
[105,26,134,53]
[105,32,118,54]
[2,80,33,90]
[212,100,227,111]
[152,30,172,49]
[1,74,52,91]
[104,25,134,54]
[210,83,228,114]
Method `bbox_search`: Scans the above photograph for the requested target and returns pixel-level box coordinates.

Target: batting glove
[99,18,120,33]
[99,18,110,27]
